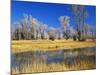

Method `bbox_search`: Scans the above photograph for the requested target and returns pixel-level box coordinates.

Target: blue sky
[11,1,96,30]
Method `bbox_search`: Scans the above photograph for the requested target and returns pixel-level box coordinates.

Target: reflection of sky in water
[11,47,96,69]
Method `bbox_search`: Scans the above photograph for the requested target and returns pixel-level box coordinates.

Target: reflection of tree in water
[11,47,96,74]
[63,47,96,68]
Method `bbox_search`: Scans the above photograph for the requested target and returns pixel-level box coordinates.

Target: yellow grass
[12,61,95,75]
[11,39,96,53]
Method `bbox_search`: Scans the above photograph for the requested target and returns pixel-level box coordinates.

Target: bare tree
[56,28,63,40]
[29,15,37,39]
[83,24,96,40]
[39,23,47,39]
[11,25,15,40]
[48,27,57,41]
[59,16,70,39]
[22,14,29,39]
[69,27,77,41]
[90,25,96,39]
[33,18,41,40]
[17,22,22,40]
[69,27,74,38]
[12,22,22,40]
[84,24,89,39]
[72,5,88,41]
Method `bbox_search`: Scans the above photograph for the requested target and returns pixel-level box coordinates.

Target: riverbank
[11,39,96,54]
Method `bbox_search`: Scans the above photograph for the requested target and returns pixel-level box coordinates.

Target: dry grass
[11,61,95,75]
[11,39,96,74]
[11,39,96,53]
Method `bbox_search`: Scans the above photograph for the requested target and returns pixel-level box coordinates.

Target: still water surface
[11,47,96,74]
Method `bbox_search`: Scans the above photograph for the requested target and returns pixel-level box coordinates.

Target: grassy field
[11,39,96,53]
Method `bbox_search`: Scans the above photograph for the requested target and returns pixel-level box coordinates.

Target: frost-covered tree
[48,27,57,41]
[12,22,22,40]
[22,14,29,39]
[72,5,88,41]
[39,23,47,39]
[59,16,70,39]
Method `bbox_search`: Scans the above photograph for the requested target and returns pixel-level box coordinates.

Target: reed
[12,59,95,74]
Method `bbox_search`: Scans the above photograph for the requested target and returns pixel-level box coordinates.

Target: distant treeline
[11,5,96,41]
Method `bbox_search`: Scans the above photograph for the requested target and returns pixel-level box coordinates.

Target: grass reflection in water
[11,47,96,74]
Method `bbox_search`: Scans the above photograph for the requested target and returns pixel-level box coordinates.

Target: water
[11,47,96,74]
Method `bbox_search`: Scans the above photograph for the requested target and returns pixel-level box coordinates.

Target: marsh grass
[12,58,95,75]
[12,39,96,53]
